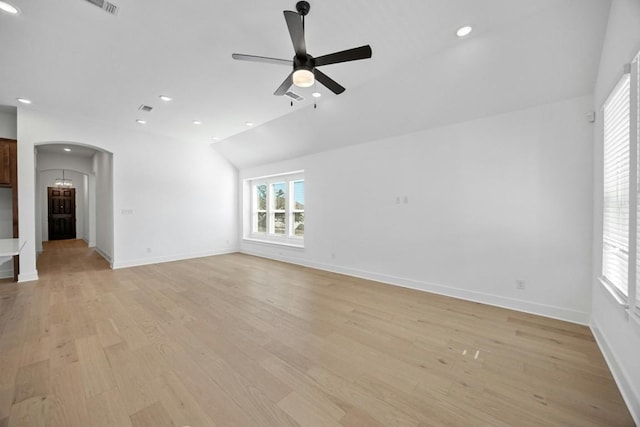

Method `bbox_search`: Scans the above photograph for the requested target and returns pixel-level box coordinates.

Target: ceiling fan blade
[232,54,292,66]
[274,72,294,96]
[284,10,306,56]
[314,69,345,95]
[314,45,372,67]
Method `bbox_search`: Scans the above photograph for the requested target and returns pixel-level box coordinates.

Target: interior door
[48,187,76,240]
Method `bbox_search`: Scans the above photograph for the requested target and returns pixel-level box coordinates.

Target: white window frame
[246,171,304,247]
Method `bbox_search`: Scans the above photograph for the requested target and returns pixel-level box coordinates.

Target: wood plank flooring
[0,240,634,426]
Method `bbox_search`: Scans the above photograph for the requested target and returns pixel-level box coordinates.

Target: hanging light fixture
[54,169,73,187]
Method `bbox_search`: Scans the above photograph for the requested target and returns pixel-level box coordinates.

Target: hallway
[38,240,110,275]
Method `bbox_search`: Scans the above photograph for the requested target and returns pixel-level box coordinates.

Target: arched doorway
[34,142,114,267]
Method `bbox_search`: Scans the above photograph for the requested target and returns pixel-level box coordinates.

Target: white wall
[590,0,640,423]
[93,151,113,262]
[240,95,594,324]
[0,111,17,139]
[0,110,16,278]
[83,174,91,246]
[17,108,238,278]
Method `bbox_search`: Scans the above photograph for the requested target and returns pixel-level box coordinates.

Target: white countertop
[0,239,25,257]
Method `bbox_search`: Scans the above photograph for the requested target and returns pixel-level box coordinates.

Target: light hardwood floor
[0,240,634,426]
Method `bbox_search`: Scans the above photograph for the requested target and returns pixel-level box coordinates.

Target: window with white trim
[601,53,640,314]
[247,172,304,245]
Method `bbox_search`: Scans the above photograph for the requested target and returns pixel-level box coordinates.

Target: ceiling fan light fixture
[293,69,314,88]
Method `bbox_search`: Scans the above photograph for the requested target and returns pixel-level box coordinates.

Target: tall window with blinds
[603,73,631,296]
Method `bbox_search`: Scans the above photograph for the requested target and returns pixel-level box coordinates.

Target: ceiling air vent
[84,0,118,15]
[138,104,153,112]
[285,91,304,102]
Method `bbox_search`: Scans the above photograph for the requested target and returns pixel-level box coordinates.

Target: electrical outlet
[516,280,526,290]
[146,247,152,253]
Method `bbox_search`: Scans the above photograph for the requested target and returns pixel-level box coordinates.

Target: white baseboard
[591,321,640,426]
[112,247,239,270]
[18,271,39,282]
[95,247,112,266]
[240,249,590,325]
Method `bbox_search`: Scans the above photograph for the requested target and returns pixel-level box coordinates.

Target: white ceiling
[37,144,98,158]
[0,0,610,168]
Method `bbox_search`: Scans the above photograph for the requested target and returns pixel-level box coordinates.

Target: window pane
[636,57,640,306]
[256,185,267,210]
[257,212,266,233]
[294,181,304,210]
[294,212,304,236]
[603,73,631,296]
[274,213,286,234]
[273,183,286,210]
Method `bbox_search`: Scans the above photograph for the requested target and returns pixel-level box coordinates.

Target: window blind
[634,57,640,308]
[603,73,631,296]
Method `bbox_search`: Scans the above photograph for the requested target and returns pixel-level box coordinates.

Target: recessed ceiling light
[312,92,322,98]
[159,95,172,102]
[193,120,202,125]
[245,121,254,127]
[456,26,473,38]
[16,98,32,104]
[63,148,71,152]
[211,137,219,141]
[136,119,147,124]
[0,1,19,14]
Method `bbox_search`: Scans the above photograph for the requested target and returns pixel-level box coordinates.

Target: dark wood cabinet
[0,140,15,186]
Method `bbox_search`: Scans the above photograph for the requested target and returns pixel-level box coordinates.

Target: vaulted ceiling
[0,0,610,168]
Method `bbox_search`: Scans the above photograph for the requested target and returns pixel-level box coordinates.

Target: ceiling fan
[232,1,372,96]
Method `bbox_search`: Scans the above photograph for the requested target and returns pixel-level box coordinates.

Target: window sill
[242,237,304,249]
[598,276,629,308]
